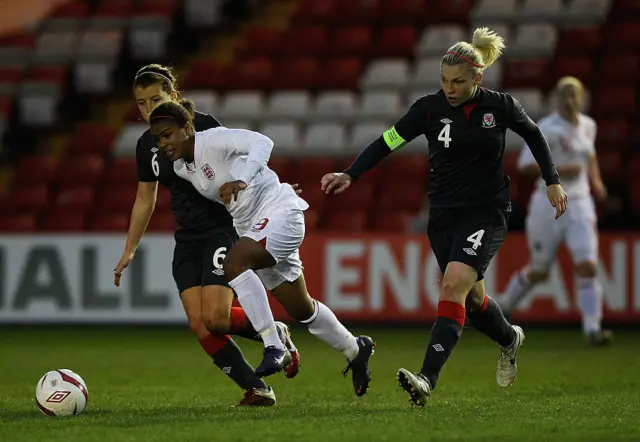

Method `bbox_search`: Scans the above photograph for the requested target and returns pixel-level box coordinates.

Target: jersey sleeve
[136,136,158,182]
[382,96,430,152]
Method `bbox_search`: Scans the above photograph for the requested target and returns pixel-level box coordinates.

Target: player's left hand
[592,180,608,202]
[547,183,568,219]
[290,183,303,196]
[219,180,247,204]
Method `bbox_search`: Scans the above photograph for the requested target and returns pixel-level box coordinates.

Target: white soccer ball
[35,369,89,416]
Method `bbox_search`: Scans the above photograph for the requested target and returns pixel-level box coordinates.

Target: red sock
[198,333,230,356]
[479,295,489,312]
[437,300,466,327]
[229,307,249,333]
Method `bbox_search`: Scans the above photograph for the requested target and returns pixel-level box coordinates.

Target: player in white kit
[501,77,612,346]
[147,100,376,396]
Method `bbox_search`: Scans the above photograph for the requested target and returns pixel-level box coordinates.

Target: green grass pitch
[1,326,639,441]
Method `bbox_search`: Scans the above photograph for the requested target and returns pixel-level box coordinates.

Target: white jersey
[174,127,308,232]
[518,112,596,199]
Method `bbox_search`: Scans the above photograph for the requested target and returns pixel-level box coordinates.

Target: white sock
[577,277,602,334]
[503,269,533,310]
[301,300,359,360]
[229,270,284,350]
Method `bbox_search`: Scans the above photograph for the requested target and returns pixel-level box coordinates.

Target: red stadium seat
[304,209,321,232]
[324,210,368,232]
[606,22,640,51]
[386,154,429,185]
[377,0,428,25]
[155,186,172,211]
[0,215,37,232]
[372,26,417,58]
[596,150,624,186]
[57,155,106,185]
[137,0,175,16]
[293,0,337,25]
[334,156,383,189]
[378,181,425,212]
[183,61,229,90]
[428,0,474,24]
[298,184,329,214]
[104,157,139,184]
[0,185,48,214]
[53,185,96,212]
[596,119,630,151]
[331,26,372,57]
[503,59,551,89]
[330,0,380,25]
[68,123,117,156]
[557,27,602,55]
[285,26,329,56]
[26,65,67,84]
[317,58,362,89]
[0,32,35,49]
[13,155,60,186]
[0,66,24,84]
[628,176,640,216]
[611,0,640,17]
[228,58,274,90]
[98,184,137,214]
[274,58,319,90]
[371,211,414,232]
[553,57,592,84]
[146,210,175,232]
[88,214,130,232]
[239,28,284,58]
[592,88,636,119]
[290,157,336,184]
[51,1,90,18]
[328,184,376,211]
[41,210,87,232]
[596,53,639,84]
[268,157,292,184]
[96,0,134,17]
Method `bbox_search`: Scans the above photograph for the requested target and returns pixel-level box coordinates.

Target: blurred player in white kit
[501,77,613,346]
[147,100,375,397]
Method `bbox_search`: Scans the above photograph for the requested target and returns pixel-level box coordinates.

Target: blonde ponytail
[442,27,506,76]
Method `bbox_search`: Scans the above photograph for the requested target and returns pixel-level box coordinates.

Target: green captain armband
[383,126,407,151]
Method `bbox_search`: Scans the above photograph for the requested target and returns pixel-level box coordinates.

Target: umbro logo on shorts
[212,268,225,276]
[463,247,477,256]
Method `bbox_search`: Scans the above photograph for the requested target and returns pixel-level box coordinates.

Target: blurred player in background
[501,76,612,346]
[322,28,567,407]
[148,100,375,398]
[113,64,300,406]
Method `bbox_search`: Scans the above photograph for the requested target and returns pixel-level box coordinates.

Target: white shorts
[239,205,305,290]
[525,192,598,272]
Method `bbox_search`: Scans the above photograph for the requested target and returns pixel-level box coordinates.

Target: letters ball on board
[35,369,89,416]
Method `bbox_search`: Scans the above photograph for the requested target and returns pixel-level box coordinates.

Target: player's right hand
[321,173,352,195]
[114,250,135,287]
[547,184,568,219]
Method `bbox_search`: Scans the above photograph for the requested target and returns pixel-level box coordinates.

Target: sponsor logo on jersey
[440,118,453,124]
[482,113,496,128]
[151,147,158,153]
[463,247,477,256]
[201,164,215,180]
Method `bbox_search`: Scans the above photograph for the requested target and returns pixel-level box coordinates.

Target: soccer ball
[35,369,88,416]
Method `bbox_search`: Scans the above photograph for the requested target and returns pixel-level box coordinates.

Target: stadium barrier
[0,233,638,324]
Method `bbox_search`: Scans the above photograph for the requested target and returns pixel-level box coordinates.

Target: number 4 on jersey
[438,124,452,148]
[466,229,484,250]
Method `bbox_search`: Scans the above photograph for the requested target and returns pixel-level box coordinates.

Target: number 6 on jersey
[438,124,452,148]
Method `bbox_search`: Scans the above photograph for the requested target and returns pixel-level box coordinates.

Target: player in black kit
[321,28,568,407]
[112,64,300,406]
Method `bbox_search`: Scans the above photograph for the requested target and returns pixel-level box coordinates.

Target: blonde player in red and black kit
[501,76,612,346]
[112,64,300,406]
[322,28,568,407]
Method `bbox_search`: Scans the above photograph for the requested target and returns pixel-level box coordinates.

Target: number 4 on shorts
[466,229,485,250]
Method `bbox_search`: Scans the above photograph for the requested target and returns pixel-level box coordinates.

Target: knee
[187,316,209,340]
[527,268,549,284]
[465,287,485,311]
[201,311,230,337]
[440,276,471,305]
[575,261,597,278]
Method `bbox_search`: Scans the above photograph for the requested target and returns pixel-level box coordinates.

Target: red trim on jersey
[463,103,476,120]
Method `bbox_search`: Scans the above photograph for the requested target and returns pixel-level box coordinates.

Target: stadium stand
[0,0,637,233]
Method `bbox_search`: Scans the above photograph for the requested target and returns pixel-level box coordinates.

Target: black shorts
[172,230,238,294]
[427,205,509,281]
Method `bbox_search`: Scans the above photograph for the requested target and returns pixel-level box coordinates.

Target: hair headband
[133,71,173,86]
[445,51,484,68]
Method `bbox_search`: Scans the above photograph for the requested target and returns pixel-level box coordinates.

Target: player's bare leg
[224,238,295,378]
[271,275,375,396]
[181,287,276,406]
[397,262,475,407]
[575,260,612,346]
[466,280,524,387]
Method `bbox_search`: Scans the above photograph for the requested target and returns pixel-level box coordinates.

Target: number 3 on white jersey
[438,124,452,148]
